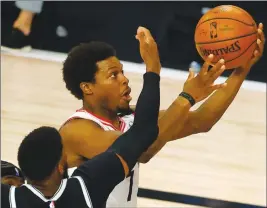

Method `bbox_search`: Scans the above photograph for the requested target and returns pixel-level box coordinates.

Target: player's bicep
[60,119,122,159]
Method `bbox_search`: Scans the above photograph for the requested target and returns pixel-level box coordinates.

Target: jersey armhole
[72,176,93,208]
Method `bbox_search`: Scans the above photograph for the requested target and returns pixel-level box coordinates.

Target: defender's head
[17,127,68,183]
[62,41,132,114]
[1,160,25,186]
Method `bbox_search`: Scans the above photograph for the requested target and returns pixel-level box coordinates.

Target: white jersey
[63,108,139,207]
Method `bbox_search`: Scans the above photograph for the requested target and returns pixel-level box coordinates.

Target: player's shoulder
[60,119,105,138]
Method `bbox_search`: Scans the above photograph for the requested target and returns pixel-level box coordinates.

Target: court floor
[1,51,266,207]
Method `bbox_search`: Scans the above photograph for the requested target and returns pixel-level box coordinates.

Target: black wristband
[179,92,195,106]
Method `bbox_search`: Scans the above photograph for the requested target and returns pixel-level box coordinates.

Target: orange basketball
[194,5,258,69]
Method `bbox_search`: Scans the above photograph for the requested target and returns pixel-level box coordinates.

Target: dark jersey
[1,151,124,208]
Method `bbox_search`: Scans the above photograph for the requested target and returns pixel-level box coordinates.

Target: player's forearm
[138,96,191,163]
[109,72,160,172]
[194,67,250,131]
[133,72,160,126]
[157,96,191,140]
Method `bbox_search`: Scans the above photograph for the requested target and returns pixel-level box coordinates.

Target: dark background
[2,1,267,83]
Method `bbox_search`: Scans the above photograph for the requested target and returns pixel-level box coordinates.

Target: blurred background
[1,1,267,82]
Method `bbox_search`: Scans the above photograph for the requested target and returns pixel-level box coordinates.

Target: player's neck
[29,179,62,198]
[83,101,120,128]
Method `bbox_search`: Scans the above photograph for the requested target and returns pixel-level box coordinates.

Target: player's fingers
[137,34,155,48]
[135,35,141,42]
[250,50,260,65]
[258,28,265,43]
[199,54,214,76]
[136,32,148,47]
[186,68,195,81]
[259,22,264,32]
[210,64,226,82]
[257,38,264,55]
[136,30,145,41]
[138,27,157,46]
[137,26,153,39]
[257,29,265,51]
[208,58,225,78]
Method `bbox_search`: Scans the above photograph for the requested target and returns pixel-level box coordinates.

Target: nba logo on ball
[210,22,218,39]
[194,5,258,69]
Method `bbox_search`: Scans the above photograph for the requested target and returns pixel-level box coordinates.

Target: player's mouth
[121,87,132,102]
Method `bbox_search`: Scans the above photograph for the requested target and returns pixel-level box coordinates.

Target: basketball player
[1,160,25,187]
[60,25,265,207]
[1,51,163,207]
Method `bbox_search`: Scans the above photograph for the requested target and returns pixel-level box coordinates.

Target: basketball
[194,5,258,69]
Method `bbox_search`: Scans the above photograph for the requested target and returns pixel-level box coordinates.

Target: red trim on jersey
[65,116,82,123]
[76,108,126,132]
[76,107,83,112]
[119,118,126,132]
[60,116,83,130]
[76,109,113,124]
[98,120,120,131]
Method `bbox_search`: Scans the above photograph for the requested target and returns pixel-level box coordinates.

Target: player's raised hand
[182,54,227,103]
[135,26,161,75]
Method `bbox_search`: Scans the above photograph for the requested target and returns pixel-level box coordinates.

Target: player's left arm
[134,23,265,163]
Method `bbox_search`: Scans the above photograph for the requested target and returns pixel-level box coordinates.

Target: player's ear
[80,82,93,95]
[58,152,67,176]
[58,163,64,175]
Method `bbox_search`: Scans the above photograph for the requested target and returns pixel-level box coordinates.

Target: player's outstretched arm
[158,23,265,140]
[179,23,265,136]
[136,23,265,162]
[138,53,227,162]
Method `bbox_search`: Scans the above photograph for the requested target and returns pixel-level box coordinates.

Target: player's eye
[110,73,117,78]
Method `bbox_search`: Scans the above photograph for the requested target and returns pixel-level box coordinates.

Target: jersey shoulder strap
[9,186,17,208]
[71,176,93,208]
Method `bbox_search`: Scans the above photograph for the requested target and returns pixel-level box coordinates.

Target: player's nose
[122,74,129,85]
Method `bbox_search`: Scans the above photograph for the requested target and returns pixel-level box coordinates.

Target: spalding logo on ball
[194,5,258,69]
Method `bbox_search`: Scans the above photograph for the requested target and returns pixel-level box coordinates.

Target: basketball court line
[1,48,266,92]
[138,188,266,208]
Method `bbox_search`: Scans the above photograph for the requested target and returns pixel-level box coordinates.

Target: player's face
[93,56,132,113]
